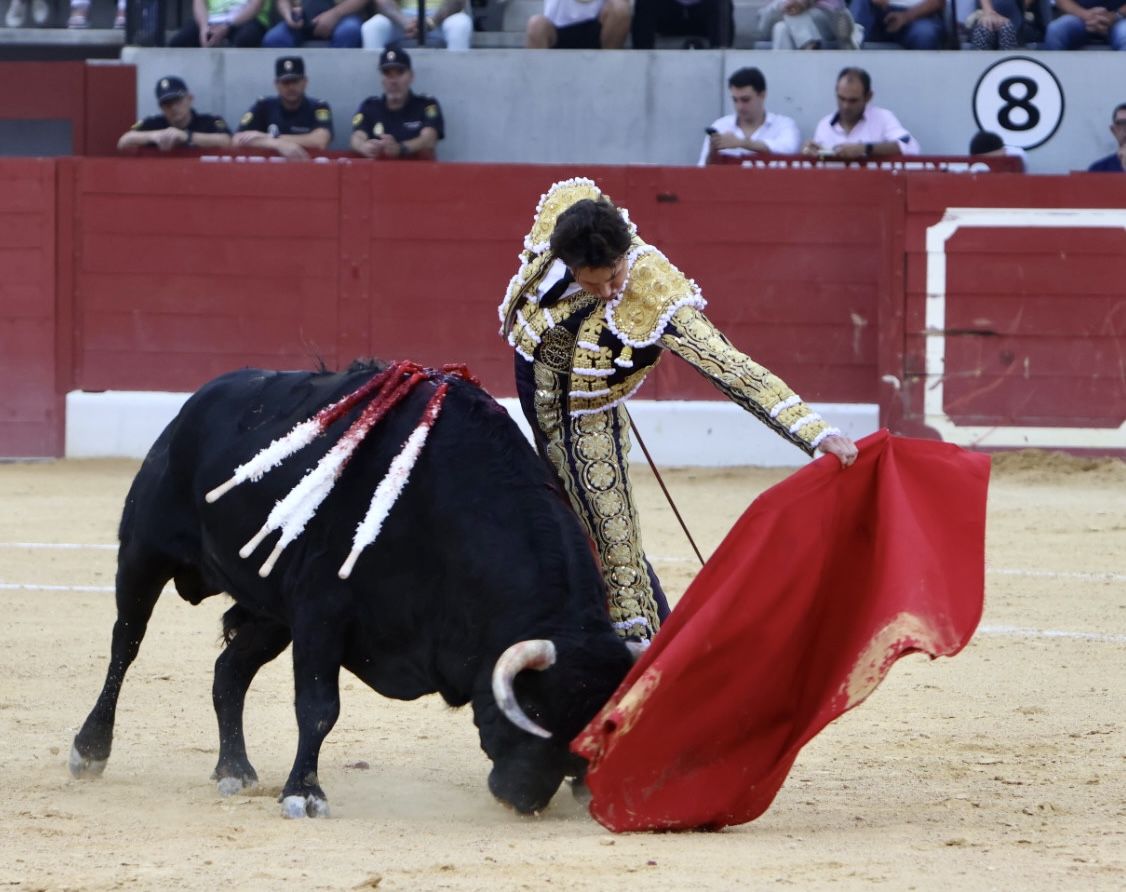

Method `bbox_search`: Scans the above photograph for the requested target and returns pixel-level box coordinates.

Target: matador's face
[571,256,628,301]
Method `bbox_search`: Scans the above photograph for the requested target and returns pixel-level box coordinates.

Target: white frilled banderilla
[205,360,475,579]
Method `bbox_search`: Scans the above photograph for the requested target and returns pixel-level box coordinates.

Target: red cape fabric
[572,430,990,832]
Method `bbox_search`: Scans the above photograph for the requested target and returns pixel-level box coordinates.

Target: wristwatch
[864,142,874,157]
[184,130,194,147]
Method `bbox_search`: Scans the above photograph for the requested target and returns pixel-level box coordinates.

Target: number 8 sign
[973,57,1064,150]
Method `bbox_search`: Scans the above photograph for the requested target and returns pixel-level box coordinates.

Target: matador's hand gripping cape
[574,430,990,832]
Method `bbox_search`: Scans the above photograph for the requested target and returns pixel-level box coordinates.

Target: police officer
[117,76,232,153]
[350,47,445,161]
[233,57,334,160]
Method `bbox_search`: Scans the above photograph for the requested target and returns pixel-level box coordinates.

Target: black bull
[69,363,633,816]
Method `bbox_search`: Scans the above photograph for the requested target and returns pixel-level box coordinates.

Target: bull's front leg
[279,615,343,819]
[211,606,292,796]
[71,550,170,778]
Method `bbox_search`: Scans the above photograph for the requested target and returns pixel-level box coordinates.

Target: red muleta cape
[572,430,990,832]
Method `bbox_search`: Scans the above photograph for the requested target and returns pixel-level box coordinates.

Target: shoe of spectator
[68,0,90,27]
[834,9,863,49]
[31,0,48,24]
[113,0,125,28]
[682,36,710,49]
[6,0,28,26]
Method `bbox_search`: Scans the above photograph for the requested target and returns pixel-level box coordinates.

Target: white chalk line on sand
[2,542,1123,584]
[3,542,1124,640]
[0,582,115,592]
[0,542,116,551]
[978,624,1126,643]
[1,592,1122,644]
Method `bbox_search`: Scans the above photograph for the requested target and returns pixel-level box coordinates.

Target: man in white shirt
[526,0,631,47]
[802,66,920,159]
[698,67,801,166]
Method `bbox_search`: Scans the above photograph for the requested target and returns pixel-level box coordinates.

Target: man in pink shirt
[801,66,920,160]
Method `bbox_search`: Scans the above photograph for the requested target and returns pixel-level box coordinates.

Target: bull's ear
[492,640,557,739]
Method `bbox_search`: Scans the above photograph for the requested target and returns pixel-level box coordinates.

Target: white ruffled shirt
[698,111,802,166]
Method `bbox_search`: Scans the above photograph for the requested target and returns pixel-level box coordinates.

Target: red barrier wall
[898,175,1126,450]
[0,160,61,456]
[67,162,893,405]
[2,158,1123,457]
[0,62,135,156]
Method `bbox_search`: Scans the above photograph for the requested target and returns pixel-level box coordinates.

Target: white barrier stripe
[979,624,1126,644]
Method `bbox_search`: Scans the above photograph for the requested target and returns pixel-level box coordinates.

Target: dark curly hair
[550,198,632,270]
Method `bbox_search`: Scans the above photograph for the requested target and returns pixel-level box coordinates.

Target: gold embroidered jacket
[498,178,837,456]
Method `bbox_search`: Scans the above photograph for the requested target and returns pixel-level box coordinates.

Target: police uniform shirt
[239,96,334,138]
[351,92,445,143]
[130,110,230,135]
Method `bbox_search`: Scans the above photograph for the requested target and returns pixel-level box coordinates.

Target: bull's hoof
[68,743,107,779]
[217,776,257,797]
[280,794,330,819]
[569,777,592,807]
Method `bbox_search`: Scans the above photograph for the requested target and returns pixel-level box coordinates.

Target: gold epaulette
[524,178,605,252]
[606,247,705,347]
[498,177,638,336]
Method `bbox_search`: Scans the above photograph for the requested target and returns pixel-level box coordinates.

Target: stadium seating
[469,0,773,48]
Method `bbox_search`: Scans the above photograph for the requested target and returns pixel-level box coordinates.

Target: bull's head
[477,634,632,815]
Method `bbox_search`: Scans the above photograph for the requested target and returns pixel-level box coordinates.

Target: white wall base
[65,390,879,468]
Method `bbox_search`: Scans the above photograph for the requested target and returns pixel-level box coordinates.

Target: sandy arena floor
[0,452,1123,891]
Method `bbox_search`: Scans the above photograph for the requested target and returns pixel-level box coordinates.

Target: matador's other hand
[818,433,858,467]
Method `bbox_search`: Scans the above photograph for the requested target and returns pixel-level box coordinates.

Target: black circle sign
[973,57,1064,150]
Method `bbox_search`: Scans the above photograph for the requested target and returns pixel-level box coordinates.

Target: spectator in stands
[968,129,1027,170]
[1088,103,1126,172]
[66,0,125,28]
[1043,0,1126,50]
[802,67,920,159]
[525,0,631,48]
[848,0,946,48]
[350,47,444,160]
[758,0,862,49]
[233,57,333,161]
[963,0,1026,48]
[361,0,472,50]
[169,0,269,46]
[263,0,367,47]
[631,0,733,49]
[4,0,45,25]
[117,76,232,153]
[698,67,800,165]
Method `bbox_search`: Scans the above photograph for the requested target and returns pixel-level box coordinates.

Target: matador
[499,177,858,641]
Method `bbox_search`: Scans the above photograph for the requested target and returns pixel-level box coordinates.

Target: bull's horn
[491,640,557,740]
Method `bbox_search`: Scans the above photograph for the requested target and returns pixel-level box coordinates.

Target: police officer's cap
[379,47,412,72]
[275,56,306,81]
[155,75,189,104]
